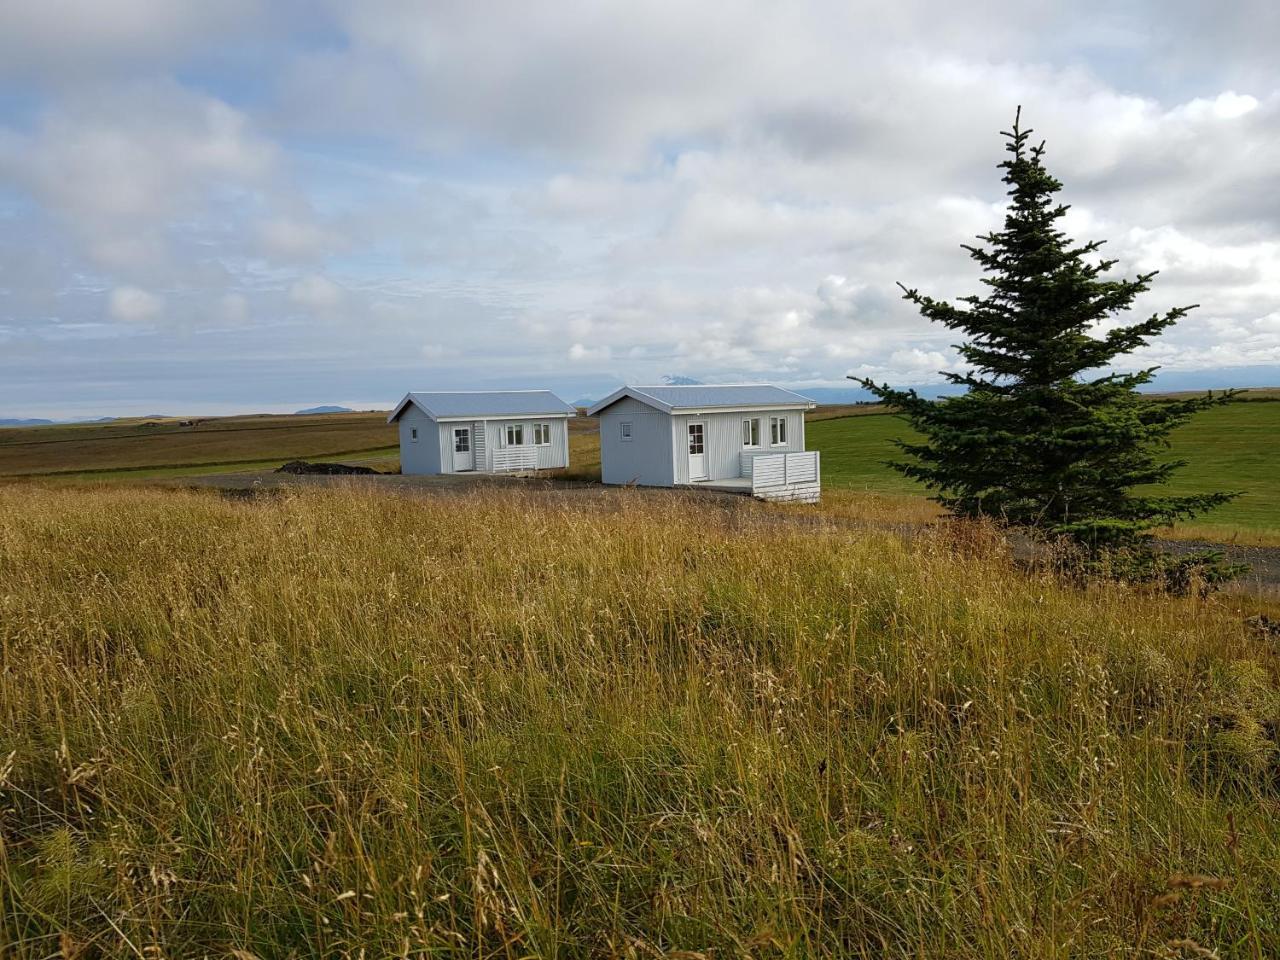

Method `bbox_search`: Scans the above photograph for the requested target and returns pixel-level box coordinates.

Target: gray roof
[388,390,577,422]
[586,384,816,416]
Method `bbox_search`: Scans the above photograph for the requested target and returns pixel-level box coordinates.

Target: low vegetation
[3,485,1278,956]
[0,411,396,477]
[5,400,1278,544]
[808,399,1280,540]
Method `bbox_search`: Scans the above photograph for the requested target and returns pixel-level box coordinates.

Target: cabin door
[687,421,707,481]
[452,426,474,471]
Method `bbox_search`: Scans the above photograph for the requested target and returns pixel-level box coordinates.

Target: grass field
[806,399,1280,538]
[3,397,1276,539]
[0,411,396,477]
[2,485,1278,956]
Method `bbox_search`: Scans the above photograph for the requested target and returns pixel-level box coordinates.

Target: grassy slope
[2,485,1277,956]
[807,400,1280,534]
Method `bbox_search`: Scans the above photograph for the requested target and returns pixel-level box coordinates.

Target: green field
[808,399,1280,533]
[0,411,396,478]
[3,397,1276,537]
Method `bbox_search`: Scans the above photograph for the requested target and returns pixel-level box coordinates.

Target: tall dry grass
[1,484,1278,958]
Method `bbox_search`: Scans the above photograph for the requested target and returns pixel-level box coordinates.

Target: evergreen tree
[855,108,1240,582]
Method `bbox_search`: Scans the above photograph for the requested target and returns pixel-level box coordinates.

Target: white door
[452,426,474,471]
[687,421,707,480]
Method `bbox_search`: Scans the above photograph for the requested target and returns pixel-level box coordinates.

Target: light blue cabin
[586,384,821,502]
[388,390,577,476]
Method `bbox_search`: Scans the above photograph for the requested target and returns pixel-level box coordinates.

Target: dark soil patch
[276,460,381,476]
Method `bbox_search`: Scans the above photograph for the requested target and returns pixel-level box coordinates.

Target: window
[742,417,760,447]
[688,423,704,454]
[505,423,525,446]
[454,429,470,453]
[619,421,633,441]
[533,422,551,446]
[770,416,788,446]
[410,427,419,442]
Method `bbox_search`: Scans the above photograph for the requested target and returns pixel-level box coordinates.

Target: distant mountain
[662,375,704,385]
[0,417,54,426]
[295,405,353,415]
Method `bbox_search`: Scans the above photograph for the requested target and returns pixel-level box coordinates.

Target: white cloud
[569,343,611,362]
[0,1,270,77]
[3,1,1280,416]
[288,274,345,311]
[219,293,250,325]
[421,343,459,362]
[108,286,163,323]
[256,216,345,261]
[846,349,959,385]
[0,82,275,277]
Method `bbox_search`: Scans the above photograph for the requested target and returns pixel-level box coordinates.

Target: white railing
[492,446,538,472]
[747,451,820,500]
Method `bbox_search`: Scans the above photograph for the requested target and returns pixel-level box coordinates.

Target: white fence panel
[492,446,539,472]
[750,451,820,501]
[785,452,818,483]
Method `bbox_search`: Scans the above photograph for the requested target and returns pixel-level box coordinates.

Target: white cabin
[388,390,577,475]
[586,384,821,502]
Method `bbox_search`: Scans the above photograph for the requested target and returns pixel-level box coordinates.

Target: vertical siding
[672,408,806,484]
[598,397,675,486]
[473,420,487,471]
[398,406,441,475]
[437,421,456,472]
[479,417,570,471]
[482,420,501,471]
[401,413,569,475]
[532,418,570,469]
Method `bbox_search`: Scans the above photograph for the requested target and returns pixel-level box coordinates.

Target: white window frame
[410,427,419,442]
[619,421,633,442]
[687,422,704,454]
[533,422,552,446]
[504,423,525,447]
[770,415,788,446]
[742,417,760,448]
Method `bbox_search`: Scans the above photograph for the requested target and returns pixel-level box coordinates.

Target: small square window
[505,423,524,446]
[534,422,551,446]
[770,416,787,446]
[620,421,633,441]
[742,417,760,447]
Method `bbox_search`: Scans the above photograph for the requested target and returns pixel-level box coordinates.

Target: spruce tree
[855,108,1240,583]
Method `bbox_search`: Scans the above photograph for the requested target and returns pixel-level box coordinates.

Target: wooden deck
[689,476,753,493]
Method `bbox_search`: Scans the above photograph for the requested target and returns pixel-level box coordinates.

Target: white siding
[397,407,571,476]
[398,405,441,475]
[670,408,805,484]
[598,396,675,486]
[437,422,456,472]
[434,421,485,474]
[473,421,487,471]
[481,417,570,471]
[537,418,570,470]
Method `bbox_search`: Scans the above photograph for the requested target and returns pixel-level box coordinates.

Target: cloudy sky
[1,1,1278,417]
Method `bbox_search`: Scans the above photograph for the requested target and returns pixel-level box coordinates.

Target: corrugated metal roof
[389,390,577,422]
[587,384,816,416]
